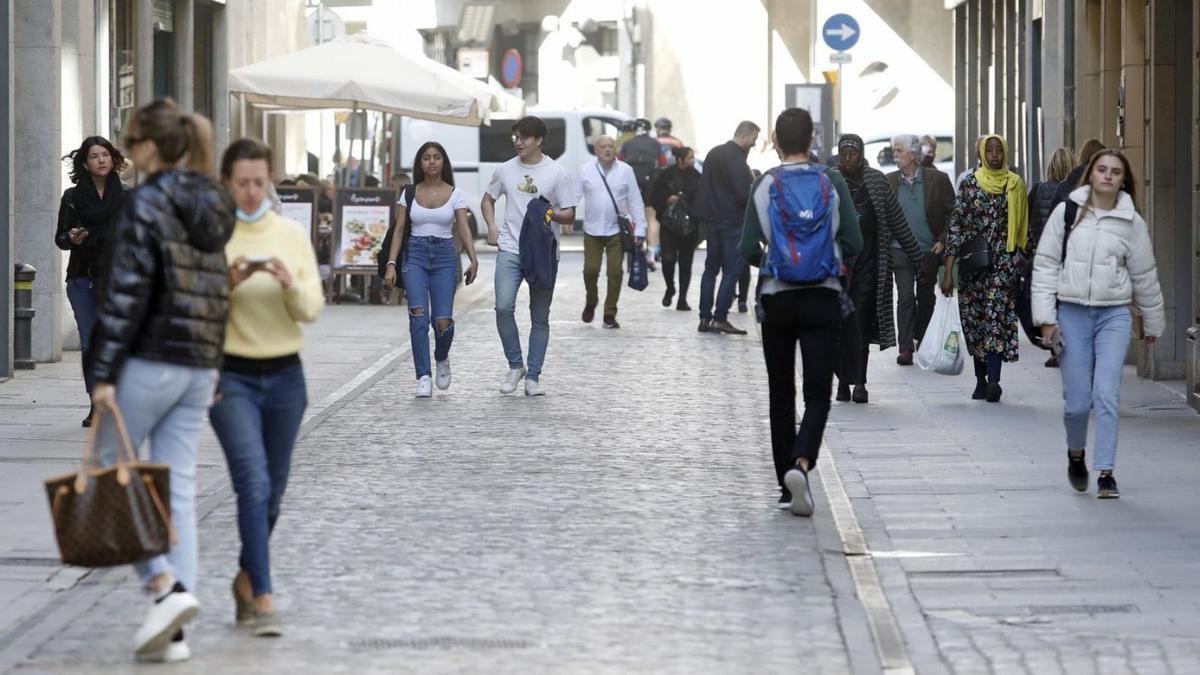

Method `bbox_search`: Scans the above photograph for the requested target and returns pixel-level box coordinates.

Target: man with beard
[834,134,925,403]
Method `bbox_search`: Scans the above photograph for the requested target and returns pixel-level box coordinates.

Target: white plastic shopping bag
[916,293,966,375]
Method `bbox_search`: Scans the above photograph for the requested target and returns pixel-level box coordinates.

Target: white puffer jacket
[1031,187,1165,336]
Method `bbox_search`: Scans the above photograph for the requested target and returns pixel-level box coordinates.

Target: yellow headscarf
[973,135,1028,252]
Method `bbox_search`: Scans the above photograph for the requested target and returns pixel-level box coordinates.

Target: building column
[13,0,64,363]
[174,0,193,110]
[0,0,12,376]
[211,2,228,153]
[954,5,968,174]
[135,0,152,106]
[1143,0,1194,379]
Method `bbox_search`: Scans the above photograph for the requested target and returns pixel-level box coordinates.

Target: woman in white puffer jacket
[1031,149,1164,499]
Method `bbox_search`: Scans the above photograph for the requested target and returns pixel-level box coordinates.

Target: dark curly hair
[62,136,125,185]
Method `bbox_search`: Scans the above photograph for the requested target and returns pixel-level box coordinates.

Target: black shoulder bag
[597,162,636,253]
[377,184,417,286]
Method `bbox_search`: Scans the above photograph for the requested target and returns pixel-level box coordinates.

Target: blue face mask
[237,199,272,223]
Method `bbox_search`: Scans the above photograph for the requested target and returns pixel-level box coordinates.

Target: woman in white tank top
[383,142,479,397]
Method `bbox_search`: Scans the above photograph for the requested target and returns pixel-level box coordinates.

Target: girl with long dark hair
[383,141,479,397]
[1032,149,1164,499]
[56,136,127,426]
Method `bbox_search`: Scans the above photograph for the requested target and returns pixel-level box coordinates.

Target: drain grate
[909,568,1060,579]
[350,637,537,651]
[1029,604,1137,615]
[0,557,62,567]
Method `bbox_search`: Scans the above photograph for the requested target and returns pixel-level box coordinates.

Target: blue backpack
[762,165,840,284]
[519,196,558,289]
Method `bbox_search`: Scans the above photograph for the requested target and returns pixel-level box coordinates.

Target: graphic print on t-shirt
[518,175,539,194]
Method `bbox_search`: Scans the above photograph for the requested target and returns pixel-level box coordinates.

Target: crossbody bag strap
[596,162,626,218]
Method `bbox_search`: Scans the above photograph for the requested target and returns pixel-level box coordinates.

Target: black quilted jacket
[1028,179,1061,249]
[88,170,235,384]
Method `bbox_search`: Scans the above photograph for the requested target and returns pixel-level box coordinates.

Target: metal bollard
[1187,326,1199,413]
[13,264,35,370]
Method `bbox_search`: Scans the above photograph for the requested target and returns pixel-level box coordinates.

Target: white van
[398,108,633,237]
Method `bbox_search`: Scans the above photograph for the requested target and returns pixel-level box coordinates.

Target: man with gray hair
[577,135,647,328]
[887,133,956,362]
[692,120,761,335]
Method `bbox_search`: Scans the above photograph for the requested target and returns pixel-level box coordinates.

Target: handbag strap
[76,404,139,493]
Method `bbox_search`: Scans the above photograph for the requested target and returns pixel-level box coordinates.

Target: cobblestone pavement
[3,253,866,674]
[4,250,1200,674]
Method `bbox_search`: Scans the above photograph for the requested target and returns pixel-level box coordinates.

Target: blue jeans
[1057,302,1131,470]
[402,236,458,379]
[698,222,748,322]
[209,364,308,596]
[94,357,218,593]
[66,278,99,394]
[494,250,553,381]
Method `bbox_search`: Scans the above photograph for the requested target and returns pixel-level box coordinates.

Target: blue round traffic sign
[501,49,522,88]
[822,13,860,52]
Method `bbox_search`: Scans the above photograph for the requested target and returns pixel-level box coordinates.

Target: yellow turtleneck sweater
[223,210,325,359]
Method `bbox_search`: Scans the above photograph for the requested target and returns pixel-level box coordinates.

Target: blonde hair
[1045,147,1077,182]
[123,98,214,175]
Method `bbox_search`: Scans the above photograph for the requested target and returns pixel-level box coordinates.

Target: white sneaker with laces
[524,378,545,397]
[435,359,452,390]
[133,588,199,657]
[415,375,433,398]
[139,639,191,663]
[500,367,526,394]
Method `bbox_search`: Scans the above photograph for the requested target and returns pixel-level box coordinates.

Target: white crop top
[407,187,468,239]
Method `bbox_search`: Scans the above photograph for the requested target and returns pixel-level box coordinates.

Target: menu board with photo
[333,188,397,270]
[276,187,318,239]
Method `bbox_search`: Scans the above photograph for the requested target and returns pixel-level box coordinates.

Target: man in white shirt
[482,116,581,397]
[577,136,647,329]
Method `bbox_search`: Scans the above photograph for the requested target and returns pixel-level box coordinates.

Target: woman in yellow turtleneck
[210,138,324,638]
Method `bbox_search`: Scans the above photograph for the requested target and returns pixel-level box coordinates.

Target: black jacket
[88,170,236,384]
[1050,164,1087,211]
[1027,179,1061,248]
[692,141,753,226]
[55,178,127,280]
[649,165,700,214]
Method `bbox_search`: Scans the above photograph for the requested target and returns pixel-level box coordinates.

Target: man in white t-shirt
[577,136,647,329]
[481,116,581,396]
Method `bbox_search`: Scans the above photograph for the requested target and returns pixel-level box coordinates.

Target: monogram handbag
[44,405,174,567]
[957,234,992,277]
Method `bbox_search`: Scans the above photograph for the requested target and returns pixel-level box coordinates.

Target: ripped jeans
[401,236,459,379]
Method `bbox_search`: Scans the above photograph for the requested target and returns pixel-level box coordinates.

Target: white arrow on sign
[825,23,857,42]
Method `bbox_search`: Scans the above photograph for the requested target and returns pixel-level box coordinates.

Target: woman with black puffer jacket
[88,98,235,665]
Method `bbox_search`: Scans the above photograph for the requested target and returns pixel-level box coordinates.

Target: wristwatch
[386,261,397,267]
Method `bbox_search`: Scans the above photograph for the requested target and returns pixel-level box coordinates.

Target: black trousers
[660,226,698,299]
[836,262,877,386]
[761,289,843,488]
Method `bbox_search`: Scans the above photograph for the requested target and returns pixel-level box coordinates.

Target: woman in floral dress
[941,135,1028,402]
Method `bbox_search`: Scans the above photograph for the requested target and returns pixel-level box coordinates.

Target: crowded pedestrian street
[3,251,1198,674]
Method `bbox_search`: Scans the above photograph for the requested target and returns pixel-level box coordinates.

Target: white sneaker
[783,466,815,517]
[500,367,526,394]
[524,378,545,397]
[435,359,452,390]
[139,638,191,663]
[133,588,199,657]
[415,375,433,398]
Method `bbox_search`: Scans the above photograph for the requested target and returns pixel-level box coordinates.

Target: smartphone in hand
[1050,330,1065,358]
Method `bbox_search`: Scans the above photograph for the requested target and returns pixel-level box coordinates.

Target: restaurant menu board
[333,188,397,270]
[275,187,318,238]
